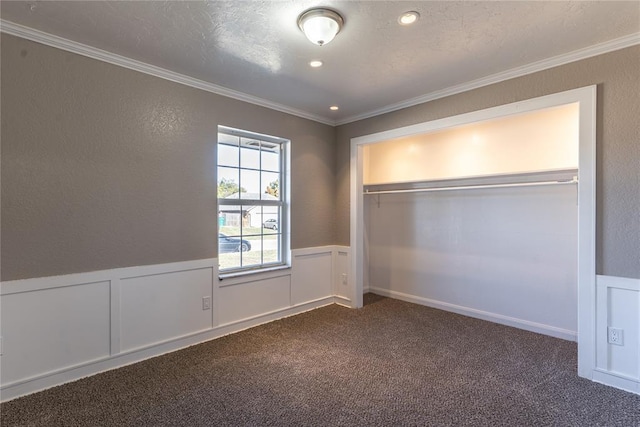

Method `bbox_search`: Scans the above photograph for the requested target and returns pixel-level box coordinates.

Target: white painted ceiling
[2,1,639,124]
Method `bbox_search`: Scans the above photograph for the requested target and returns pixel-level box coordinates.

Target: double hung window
[217,127,288,274]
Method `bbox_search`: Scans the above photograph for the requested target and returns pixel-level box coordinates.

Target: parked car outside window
[262,219,278,230]
[218,233,251,253]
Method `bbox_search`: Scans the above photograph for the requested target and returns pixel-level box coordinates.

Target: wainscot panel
[595,275,640,394]
[291,248,333,306]
[334,248,351,303]
[218,274,291,326]
[120,268,214,352]
[0,281,110,385]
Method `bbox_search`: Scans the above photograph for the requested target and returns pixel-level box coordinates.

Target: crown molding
[336,32,640,126]
[2,19,638,128]
[0,20,335,126]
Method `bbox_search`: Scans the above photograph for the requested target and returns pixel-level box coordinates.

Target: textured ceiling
[2,1,639,124]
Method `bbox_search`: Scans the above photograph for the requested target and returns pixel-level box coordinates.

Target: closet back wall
[1,34,336,281]
[366,186,578,338]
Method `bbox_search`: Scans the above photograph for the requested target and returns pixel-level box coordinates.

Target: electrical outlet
[202,296,211,311]
[607,327,624,346]
[341,273,348,285]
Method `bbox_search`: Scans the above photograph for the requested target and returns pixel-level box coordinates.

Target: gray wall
[1,34,336,281]
[336,45,640,279]
[3,33,638,281]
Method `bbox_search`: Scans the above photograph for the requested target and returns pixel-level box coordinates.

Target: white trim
[109,279,121,356]
[218,265,291,283]
[0,20,333,126]
[336,33,640,125]
[333,295,352,308]
[1,20,637,128]
[216,296,332,328]
[576,86,598,379]
[596,275,640,292]
[292,246,335,257]
[369,287,577,341]
[349,139,365,309]
[0,258,217,295]
[218,270,291,289]
[350,86,597,378]
[592,369,640,395]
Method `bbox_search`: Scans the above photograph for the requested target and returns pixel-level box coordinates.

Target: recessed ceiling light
[330,106,339,111]
[398,11,420,25]
[309,60,323,68]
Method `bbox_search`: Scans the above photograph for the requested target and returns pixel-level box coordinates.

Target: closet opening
[349,86,596,379]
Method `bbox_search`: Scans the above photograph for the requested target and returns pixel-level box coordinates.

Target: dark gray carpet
[2,294,639,426]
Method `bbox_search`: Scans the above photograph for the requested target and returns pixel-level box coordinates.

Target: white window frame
[216,126,290,277]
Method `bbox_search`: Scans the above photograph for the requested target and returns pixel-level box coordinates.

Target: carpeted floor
[2,294,639,426]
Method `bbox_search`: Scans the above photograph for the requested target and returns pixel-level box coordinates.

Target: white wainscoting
[594,275,640,394]
[0,246,351,402]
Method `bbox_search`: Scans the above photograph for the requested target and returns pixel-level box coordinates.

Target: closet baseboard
[369,287,577,341]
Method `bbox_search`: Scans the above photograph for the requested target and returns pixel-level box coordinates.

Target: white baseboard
[369,287,577,341]
[593,369,640,395]
[333,295,352,307]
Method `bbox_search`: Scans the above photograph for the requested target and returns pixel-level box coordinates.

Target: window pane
[262,207,280,264]
[241,215,262,268]
[261,149,280,172]
[218,233,241,270]
[240,143,260,170]
[262,206,279,235]
[240,169,260,198]
[218,133,239,146]
[263,234,280,265]
[218,143,239,167]
[217,166,241,198]
[262,172,280,200]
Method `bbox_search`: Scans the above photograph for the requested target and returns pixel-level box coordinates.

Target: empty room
[1,1,639,425]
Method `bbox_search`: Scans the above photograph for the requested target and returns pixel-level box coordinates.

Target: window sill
[218,264,291,283]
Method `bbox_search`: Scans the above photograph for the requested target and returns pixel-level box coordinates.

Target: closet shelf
[363,168,578,195]
[364,177,577,195]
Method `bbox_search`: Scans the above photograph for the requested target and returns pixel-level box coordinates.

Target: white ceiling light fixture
[309,60,323,68]
[298,8,344,46]
[330,105,339,111]
[398,11,420,25]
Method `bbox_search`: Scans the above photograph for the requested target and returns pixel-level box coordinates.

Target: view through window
[217,127,287,273]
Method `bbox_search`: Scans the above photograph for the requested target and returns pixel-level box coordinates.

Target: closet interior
[362,103,580,339]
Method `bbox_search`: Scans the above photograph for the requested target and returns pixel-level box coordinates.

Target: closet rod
[364,177,578,195]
